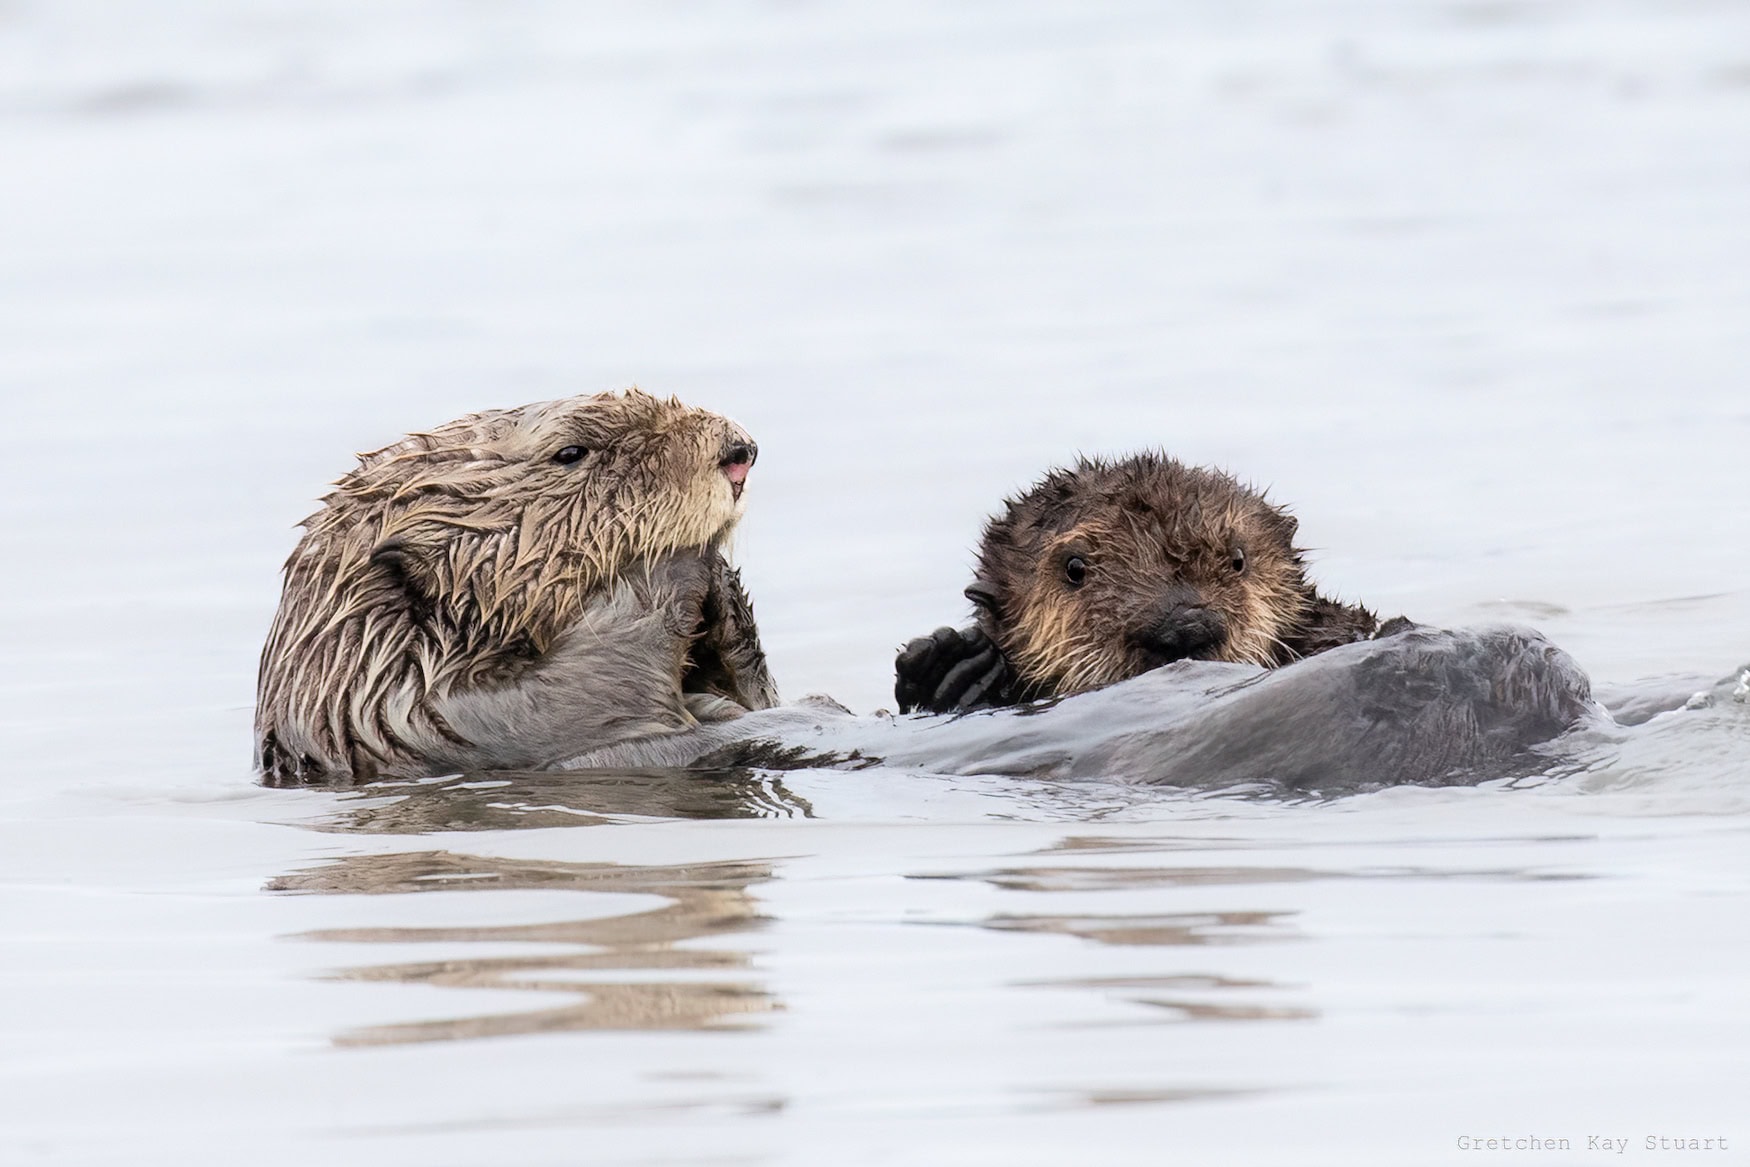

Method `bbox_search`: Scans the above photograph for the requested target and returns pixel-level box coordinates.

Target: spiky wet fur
[972,452,1377,697]
[255,389,773,782]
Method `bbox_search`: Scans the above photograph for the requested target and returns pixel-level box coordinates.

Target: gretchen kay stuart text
[1456,1135,1730,1154]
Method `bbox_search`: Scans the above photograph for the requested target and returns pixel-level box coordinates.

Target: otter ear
[1277,512,1299,541]
[370,535,438,616]
[964,578,1000,614]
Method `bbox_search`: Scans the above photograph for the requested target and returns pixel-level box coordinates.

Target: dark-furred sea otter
[896,452,1384,714]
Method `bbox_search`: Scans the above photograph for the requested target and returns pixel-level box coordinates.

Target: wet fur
[255,389,776,782]
[972,453,1377,696]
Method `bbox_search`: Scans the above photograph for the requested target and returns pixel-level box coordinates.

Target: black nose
[720,440,757,468]
[1131,605,1228,666]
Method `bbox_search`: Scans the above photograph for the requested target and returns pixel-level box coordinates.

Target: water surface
[2,1,1747,1163]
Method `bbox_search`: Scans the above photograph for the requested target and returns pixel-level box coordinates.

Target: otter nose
[719,437,757,500]
[1131,604,1228,666]
[719,440,757,470]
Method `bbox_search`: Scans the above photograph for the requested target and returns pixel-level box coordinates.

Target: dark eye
[1064,555,1087,587]
[553,445,587,465]
[1231,548,1247,574]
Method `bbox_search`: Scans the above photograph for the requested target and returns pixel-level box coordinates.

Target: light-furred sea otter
[895,452,1386,714]
[255,389,776,783]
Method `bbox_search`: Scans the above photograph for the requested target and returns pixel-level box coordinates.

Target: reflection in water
[1020,975,1317,1024]
[1040,834,1603,861]
[989,907,1317,1024]
[269,851,777,1045]
[985,909,1299,948]
[919,861,1592,892]
[1047,1086,1269,1108]
[940,854,1590,1029]
[299,767,813,834]
[337,1092,788,1139]
[930,858,1325,1029]
[915,865,1330,891]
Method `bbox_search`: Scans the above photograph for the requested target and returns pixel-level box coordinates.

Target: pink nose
[719,439,755,499]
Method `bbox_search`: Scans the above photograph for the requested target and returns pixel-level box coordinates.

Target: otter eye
[553,445,587,465]
[1064,555,1087,587]
[1231,548,1247,574]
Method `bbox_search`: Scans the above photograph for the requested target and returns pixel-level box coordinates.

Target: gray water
[2,2,1747,1163]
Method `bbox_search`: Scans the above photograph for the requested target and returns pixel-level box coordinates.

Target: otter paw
[895,625,1013,714]
[1373,616,1419,640]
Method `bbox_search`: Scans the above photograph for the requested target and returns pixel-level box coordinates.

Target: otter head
[968,453,1311,696]
[255,388,757,780]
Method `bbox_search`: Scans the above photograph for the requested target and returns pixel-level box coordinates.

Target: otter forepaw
[895,625,1013,714]
[1372,616,1419,640]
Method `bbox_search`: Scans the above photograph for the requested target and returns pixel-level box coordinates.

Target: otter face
[257,388,757,779]
[970,454,1310,695]
[349,389,755,584]
[308,389,756,642]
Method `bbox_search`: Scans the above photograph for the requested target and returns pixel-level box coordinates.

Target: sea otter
[258,407,1609,794]
[895,453,1382,714]
[255,389,777,783]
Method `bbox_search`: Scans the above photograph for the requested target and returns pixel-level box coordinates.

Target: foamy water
[2,2,1747,1163]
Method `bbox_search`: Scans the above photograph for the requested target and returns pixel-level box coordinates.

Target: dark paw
[686,553,779,711]
[1373,615,1419,640]
[895,625,1013,714]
